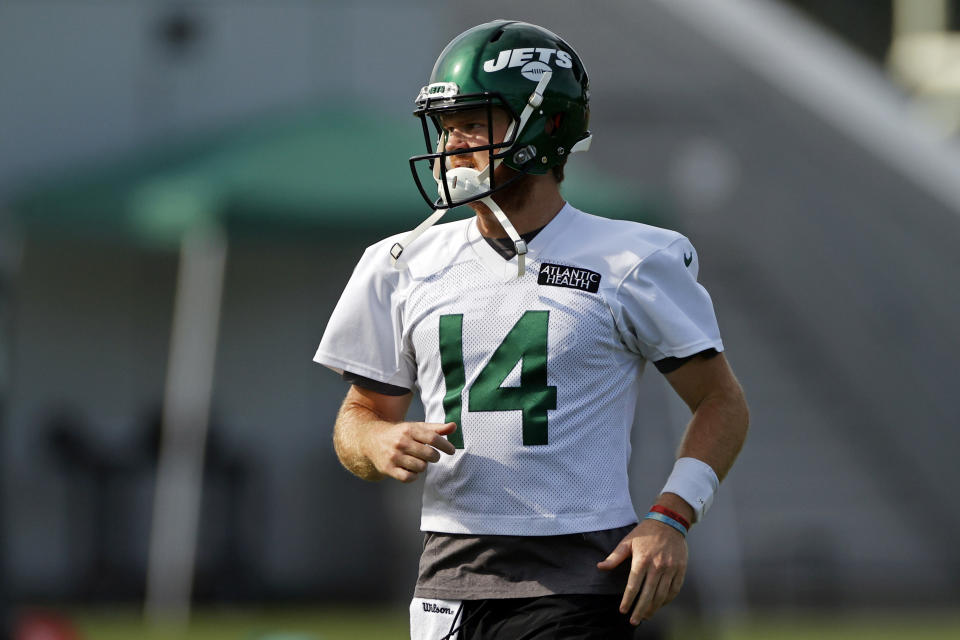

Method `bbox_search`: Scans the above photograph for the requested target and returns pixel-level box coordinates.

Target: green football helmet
[392,20,591,277]
[409,19,592,210]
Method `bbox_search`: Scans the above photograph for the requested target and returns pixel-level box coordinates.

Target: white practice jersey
[315,204,723,536]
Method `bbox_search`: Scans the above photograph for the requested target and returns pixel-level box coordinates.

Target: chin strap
[482,196,527,277]
[389,208,447,267]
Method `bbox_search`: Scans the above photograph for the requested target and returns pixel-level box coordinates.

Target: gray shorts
[414,524,635,600]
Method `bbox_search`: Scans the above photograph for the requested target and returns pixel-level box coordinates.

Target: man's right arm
[333,385,458,483]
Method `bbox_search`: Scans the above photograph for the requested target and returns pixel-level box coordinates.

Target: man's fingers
[412,422,458,455]
[670,569,685,598]
[430,423,458,455]
[629,571,661,625]
[396,454,427,475]
[379,422,459,483]
[597,543,630,570]
[400,438,442,463]
[619,555,645,614]
[390,467,416,483]
[619,572,643,616]
[435,421,457,435]
[603,522,689,622]
[647,569,676,617]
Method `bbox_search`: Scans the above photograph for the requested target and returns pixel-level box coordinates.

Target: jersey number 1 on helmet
[439,311,557,448]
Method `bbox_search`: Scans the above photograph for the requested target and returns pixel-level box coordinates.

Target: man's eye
[439,122,486,135]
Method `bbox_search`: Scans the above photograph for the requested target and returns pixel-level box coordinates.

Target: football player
[316,20,749,640]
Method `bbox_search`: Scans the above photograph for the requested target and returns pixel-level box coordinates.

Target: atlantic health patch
[538,262,601,293]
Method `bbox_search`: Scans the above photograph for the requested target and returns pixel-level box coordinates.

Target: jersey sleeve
[613,237,724,362]
[314,242,416,390]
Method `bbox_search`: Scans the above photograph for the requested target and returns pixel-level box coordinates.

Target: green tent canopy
[10,106,663,247]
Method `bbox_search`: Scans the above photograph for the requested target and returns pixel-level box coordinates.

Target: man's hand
[597,519,688,625]
[362,420,457,482]
[334,385,458,482]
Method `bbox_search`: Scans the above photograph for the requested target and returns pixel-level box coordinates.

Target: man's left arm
[598,352,749,625]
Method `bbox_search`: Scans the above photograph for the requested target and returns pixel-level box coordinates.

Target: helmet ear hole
[545,113,564,136]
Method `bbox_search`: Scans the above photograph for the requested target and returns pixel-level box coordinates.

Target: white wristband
[661,457,719,523]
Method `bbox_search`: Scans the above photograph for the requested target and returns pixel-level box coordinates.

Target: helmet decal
[482,48,572,74]
[520,61,551,82]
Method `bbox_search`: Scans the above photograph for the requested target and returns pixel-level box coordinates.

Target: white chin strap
[389,190,527,277]
[391,71,557,277]
[483,196,527,277]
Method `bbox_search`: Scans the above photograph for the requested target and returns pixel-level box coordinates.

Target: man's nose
[444,129,469,151]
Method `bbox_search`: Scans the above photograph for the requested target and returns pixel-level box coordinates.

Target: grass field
[700,612,960,640]
[72,608,409,640]
[63,608,960,640]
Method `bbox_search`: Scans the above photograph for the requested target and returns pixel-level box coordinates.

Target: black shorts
[456,594,645,640]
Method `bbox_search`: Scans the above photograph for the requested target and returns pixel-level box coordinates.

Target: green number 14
[438,311,557,448]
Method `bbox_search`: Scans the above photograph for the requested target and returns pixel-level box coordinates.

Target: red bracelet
[650,504,691,530]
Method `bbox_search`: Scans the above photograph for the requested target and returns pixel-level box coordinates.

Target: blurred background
[1,0,959,638]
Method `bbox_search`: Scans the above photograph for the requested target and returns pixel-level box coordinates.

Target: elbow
[723,378,749,435]
[737,382,750,432]
[332,411,384,482]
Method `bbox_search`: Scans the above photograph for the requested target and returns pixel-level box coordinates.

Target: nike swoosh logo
[683,252,693,267]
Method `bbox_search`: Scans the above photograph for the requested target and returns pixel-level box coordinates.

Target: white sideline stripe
[654,0,960,215]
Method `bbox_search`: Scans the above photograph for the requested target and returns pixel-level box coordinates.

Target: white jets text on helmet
[482,48,572,73]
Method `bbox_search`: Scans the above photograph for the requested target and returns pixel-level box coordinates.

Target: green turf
[70,608,960,640]
[73,608,409,640]
[714,612,960,640]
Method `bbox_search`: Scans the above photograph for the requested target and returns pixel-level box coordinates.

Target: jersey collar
[465,202,576,281]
